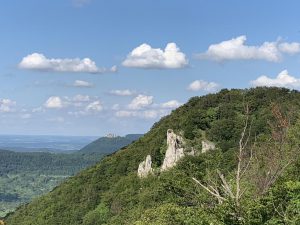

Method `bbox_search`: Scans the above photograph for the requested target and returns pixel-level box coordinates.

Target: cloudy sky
[1,0,300,136]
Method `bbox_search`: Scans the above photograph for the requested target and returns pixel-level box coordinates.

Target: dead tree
[253,103,294,195]
[193,104,253,207]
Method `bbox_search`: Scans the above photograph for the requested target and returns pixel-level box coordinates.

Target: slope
[77,134,143,155]
[0,135,141,218]
[6,87,300,225]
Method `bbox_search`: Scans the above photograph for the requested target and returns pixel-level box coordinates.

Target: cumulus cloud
[72,94,91,102]
[115,96,181,120]
[188,80,220,92]
[109,89,136,96]
[251,70,300,88]
[44,94,104,113]
[198,35,300,62]
[128,95,153,109]
[19,53,117,74]
[122,43,188,69]
[44,96,64,109]
[160,100,182,109]
[115,110,165,119]
[73,80,93,87]
[85,101,103,112]
[0,99,16,112]
[278,42,300,54]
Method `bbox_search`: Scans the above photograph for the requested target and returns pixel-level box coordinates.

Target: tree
[193,104,253,221]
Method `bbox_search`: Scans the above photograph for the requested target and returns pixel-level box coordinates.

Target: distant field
[0,134,142,218]
[0,135,98,152]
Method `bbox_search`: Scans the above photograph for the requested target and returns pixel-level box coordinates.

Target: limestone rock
[161,129,185,171]
[137,155,153,178]
[201,140,215,153]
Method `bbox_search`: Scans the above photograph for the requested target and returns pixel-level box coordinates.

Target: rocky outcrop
[137,130,216,177]
[201,140,215,153]
[137,155,153,178]
[161,129,186,171]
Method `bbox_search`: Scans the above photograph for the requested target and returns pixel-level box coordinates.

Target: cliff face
[161,129,187,171]
[137,155,153,178]
[138,129,216,177]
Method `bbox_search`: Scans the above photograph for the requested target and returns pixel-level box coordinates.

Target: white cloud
[109,89,136,96]
[161,100,182,109]
[115,110,137,118]
[44,96,64,109]
[251,70,300,88]
[19,53,117,74]
[122,43,188,69]
[278,42,300,54]
[73,80,93,87]
[0,99,16,112]
[85,100,103,112]
[198,35,300,62]
[188,80,220,92]
[115,97,181,120]
[128,95,153,109]
[72,94,90,102]
[115,110,162,119]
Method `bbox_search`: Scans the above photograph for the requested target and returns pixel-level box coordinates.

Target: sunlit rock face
[161,129,186,171]
[138,129,214,177]
[137,155,153,178]
[201,140,215,153]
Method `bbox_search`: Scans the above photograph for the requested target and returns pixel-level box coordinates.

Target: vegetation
[5,87,300,224]
[0,135,141,218]
[77,134,143,154]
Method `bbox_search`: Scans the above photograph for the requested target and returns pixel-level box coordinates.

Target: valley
[0,134,142,218]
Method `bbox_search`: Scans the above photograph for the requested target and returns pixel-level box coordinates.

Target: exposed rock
[161,129,185,171]
[137,155,153,178]
[201,140,215,153]
[138,131,215,177]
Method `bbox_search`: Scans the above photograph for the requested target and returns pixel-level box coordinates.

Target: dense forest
[0,135,141,218]
[5,87,300,224]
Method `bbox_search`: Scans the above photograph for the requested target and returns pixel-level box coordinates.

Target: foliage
[5,87,300,224]
[0,135,141,218]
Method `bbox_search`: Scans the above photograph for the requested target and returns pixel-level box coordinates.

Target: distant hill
[78,134,143,154]
[0,134,142,218]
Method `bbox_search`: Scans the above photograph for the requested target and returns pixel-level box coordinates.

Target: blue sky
[1,0,300,136]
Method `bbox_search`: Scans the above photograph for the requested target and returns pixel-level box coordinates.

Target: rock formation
[137,130,216,177]
[201,140,215,153]
[161,129,186,171]
[137,155,153,178]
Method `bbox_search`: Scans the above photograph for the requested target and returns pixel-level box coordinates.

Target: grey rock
[138,155,153,178]
[161,129,185,171]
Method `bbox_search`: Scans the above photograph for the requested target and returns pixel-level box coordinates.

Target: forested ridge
[5,87,300,224]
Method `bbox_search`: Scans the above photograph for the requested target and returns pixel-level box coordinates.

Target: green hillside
[5,87,300,224]
[78,134,143,154]
[0,135,141,218]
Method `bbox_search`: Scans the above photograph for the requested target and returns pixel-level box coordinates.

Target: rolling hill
[77,134,143,155]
